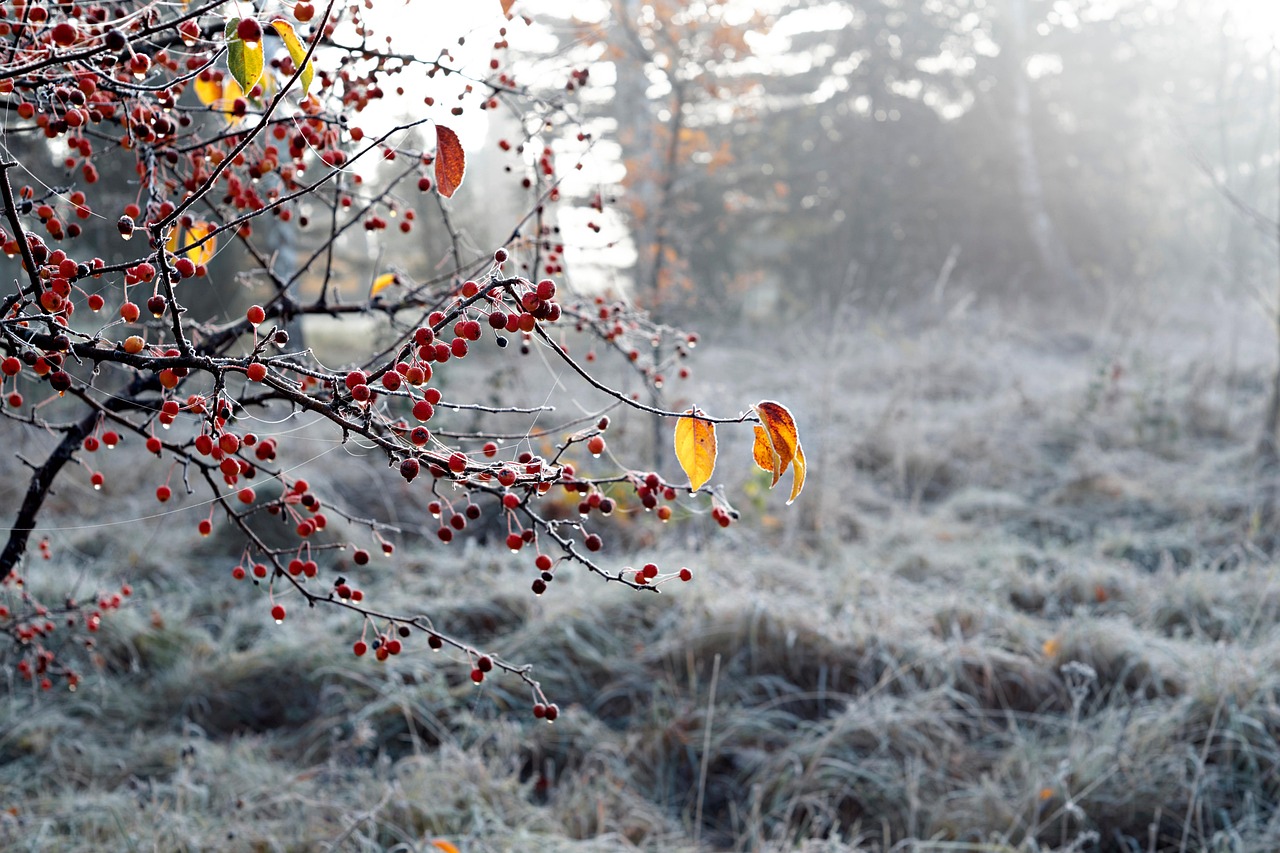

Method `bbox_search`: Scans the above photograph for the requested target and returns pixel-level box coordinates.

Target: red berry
[448,452,468,474]
[246,304,266,325]
[155,485,171,502]
[470,668,484,684]
[270,604,286,622]
[51,21,78,46]
[477,654,493,672]
[586,435,605,456]
[246,362,267,382]
[236,17,263,45]
[679,567,692,582]
[544,704,559,722]
[506,533,523,552]
[231,565,246,580]
[353,640,368,656]
[412,400,435,422]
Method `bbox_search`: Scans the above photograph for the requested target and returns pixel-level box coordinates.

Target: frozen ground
[4,288,1280,851]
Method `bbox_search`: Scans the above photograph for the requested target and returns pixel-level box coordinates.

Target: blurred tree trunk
[1007,0,1079,292]
[1260,125,1280,466]
[612,0,661,308]
[1253,45,1280,466]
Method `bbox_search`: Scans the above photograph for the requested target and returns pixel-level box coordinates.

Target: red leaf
[435,124,466,199]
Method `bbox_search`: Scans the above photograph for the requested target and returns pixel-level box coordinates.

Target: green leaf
[271,19,314,96]
[225,17,264,94]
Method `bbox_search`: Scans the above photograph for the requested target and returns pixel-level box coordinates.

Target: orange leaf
[500,0,516,14]
[431,842,460,853]
[752,401,805,502]
[435,124,465,198]
[754,401,797,475]
[674,410,716,492]
[752,425,781,485]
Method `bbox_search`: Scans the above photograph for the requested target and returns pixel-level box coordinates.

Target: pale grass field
[4,292,1280,851]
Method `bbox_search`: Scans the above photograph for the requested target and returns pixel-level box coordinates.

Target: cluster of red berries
[1,568,130,692]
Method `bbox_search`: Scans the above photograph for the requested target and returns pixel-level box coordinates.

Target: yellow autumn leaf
[674,410,716,492]
[788,440,806,505]
[193,75,222,106]
[270,19,314,96]
[370,272,399,296]
[214,75,245,123]
[166,221,216,267]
